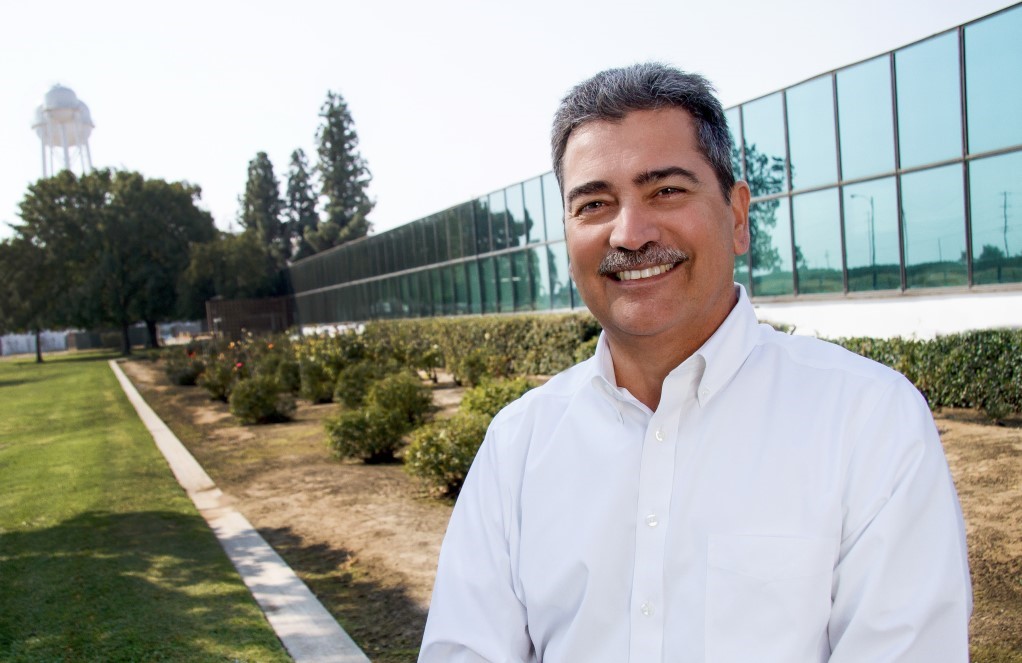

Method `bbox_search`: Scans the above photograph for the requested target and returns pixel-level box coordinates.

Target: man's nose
[608,202,660,251]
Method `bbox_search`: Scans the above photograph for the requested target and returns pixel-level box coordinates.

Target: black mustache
[597,242,689,276]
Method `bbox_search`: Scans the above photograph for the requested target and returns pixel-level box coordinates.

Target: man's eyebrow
[565,180,611,208]
[633,166,700,187]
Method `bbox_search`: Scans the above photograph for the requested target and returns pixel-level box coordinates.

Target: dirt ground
[119,358,1022,662]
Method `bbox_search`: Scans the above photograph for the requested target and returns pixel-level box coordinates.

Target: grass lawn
[0,352,291,662]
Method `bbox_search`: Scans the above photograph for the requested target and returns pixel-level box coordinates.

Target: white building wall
[753,290,1022,339]
[1,331,69,356]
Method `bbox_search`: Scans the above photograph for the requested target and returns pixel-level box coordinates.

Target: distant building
[289,3,1022,339]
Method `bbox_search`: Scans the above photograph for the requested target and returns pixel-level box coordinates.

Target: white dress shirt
[419,286,972,663]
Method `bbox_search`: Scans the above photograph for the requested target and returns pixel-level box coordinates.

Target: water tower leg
[85,142,93,172]
[72,125,86,173]
[60,124,70,172]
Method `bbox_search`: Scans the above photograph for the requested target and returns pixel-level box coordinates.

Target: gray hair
[551,62,736,203]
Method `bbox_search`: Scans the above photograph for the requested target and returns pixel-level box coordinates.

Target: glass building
[290,4,1022,325]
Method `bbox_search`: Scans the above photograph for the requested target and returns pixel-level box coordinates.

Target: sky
[1,0,1016,241]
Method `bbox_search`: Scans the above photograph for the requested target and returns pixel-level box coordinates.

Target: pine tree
[239,151,287,268]
[311,90,373,251]
[284,148,320,261]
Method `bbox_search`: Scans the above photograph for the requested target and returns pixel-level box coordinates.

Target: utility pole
[1003,191,1011,257]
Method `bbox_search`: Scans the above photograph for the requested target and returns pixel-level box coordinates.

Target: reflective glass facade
[290,4,1022,325]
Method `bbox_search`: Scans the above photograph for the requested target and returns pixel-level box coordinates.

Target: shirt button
[645,513,659,527]
[640,601,655,617]
[654,428,664,442]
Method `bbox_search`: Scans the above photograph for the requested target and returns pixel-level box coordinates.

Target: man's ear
[730,181,751,256]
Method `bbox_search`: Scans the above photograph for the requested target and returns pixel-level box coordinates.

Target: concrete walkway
[109,360,371,663]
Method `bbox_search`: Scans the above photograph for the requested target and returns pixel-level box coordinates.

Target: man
[419,63,971,662]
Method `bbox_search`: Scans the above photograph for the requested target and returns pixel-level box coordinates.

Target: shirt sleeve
[418,424,536,663]
[829,377,972,662]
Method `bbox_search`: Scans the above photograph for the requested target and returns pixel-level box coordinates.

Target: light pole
[851,193,877,288]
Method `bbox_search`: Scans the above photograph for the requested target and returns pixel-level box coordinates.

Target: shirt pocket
[705,534,834,663]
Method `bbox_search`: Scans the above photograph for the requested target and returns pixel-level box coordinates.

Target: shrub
[229,375,296,424]
[449,349,489,387]
[416,343,443,383]
[367,371,434,426]
[295,332,366,377]
[164,349,205,386]
[461,377,535,418]
[299,358,335,404]
[405,411,491,496]
[198,356,247,401]
[255,351,301,394]
[334,359,400,408]
[325,405,406,463]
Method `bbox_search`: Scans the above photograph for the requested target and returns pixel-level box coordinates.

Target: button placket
[628,413,679,661]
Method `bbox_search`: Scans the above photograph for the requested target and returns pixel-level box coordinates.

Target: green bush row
[162,320,1018,488]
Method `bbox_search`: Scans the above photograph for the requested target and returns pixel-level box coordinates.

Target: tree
[14,169,215,355]
[741,142,786,275]
[239,152,287,269]
[284,148,320,261]
[117,173,216,347]
[310,90,374,251]
[0,236,60,363]
[15,169,114,342]
[978,244,1006,262]
[177,231,287,320]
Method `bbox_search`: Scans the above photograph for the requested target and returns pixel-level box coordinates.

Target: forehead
[562,108,704,185]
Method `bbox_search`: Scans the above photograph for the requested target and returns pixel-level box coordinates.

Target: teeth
[616,262,676,281]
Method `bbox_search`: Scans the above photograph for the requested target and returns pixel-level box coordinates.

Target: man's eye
[657,187,684,196]
[577,200,605,214]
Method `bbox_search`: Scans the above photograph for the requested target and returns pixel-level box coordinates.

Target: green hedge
[167,318,1020,433]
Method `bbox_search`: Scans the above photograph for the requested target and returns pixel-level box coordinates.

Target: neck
[604,289,739,411]
[605,334,701,410]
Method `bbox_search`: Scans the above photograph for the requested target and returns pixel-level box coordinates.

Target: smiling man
[419,63,971,662]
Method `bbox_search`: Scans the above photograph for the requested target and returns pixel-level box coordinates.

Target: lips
[614,262,677,281]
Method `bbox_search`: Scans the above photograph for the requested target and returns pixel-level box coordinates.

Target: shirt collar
[687,284,760,407]
[589,284,761,410]
[591,332,629,406]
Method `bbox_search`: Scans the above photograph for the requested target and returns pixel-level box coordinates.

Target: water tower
[32,84,94,178]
